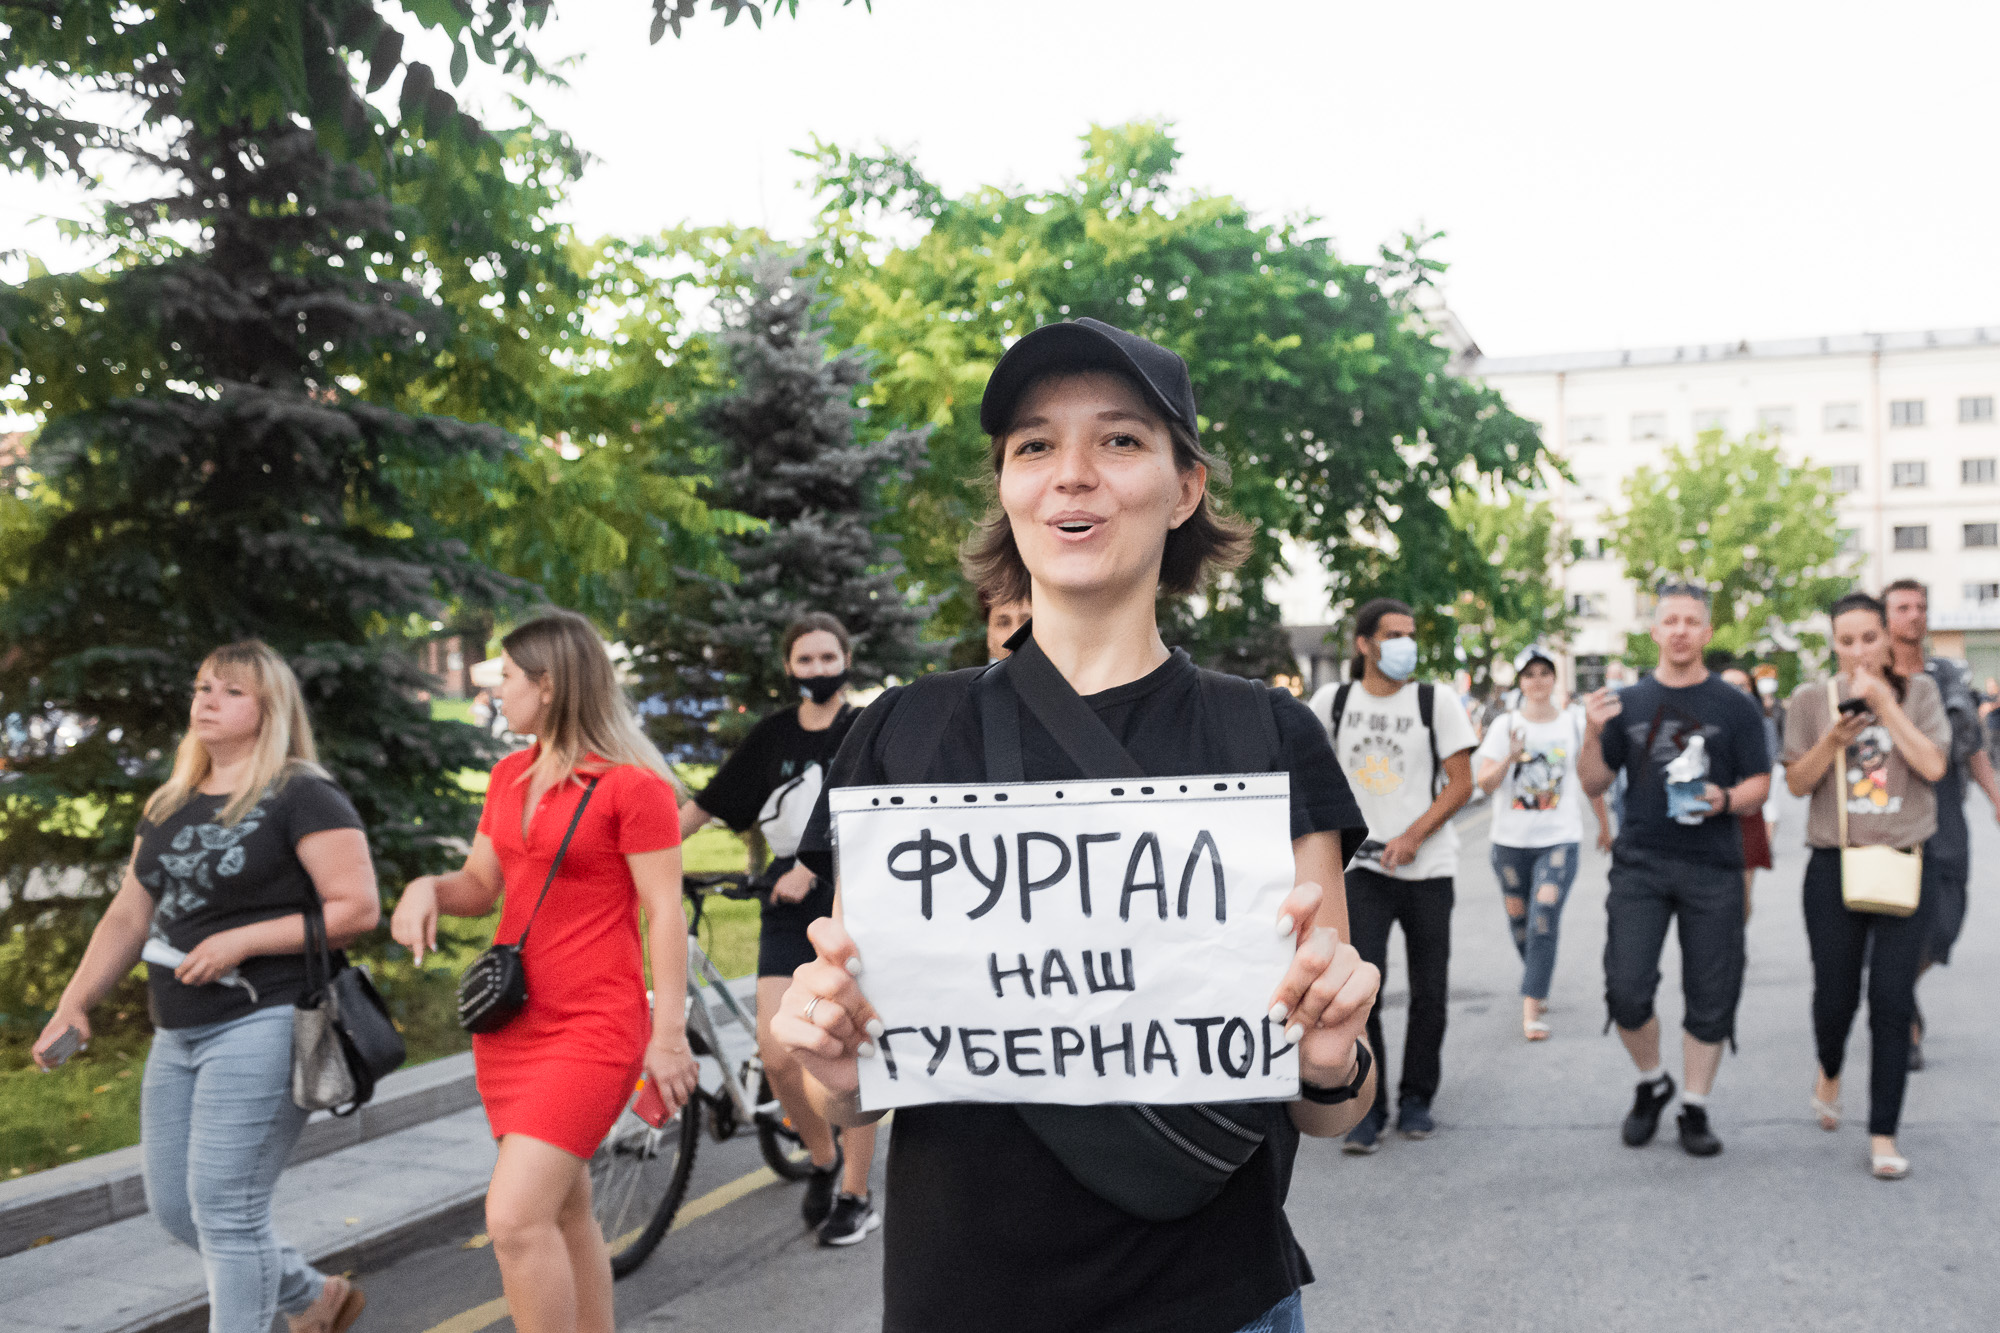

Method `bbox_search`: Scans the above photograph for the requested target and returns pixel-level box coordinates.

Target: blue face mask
[1376,636,1418,682]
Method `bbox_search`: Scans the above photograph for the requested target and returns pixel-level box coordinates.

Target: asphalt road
[359,783,2000,1333]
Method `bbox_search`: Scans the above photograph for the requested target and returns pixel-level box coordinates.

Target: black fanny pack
[457,776,599,1034]
[965,635,1279,1221]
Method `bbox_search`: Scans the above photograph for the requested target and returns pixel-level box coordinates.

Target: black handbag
[456,776,599,1034]
[982,636,1280,1222]
[292,896,407,1115]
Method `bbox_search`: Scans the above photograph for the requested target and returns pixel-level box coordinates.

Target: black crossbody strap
[976,661,1026,784]
[514,775,601,950]
[1002,635,1146,779]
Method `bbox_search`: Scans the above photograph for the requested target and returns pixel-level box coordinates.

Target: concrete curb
[0,1051,478,1258]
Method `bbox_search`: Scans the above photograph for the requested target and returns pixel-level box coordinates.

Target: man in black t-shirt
[1578,586,1771,1158]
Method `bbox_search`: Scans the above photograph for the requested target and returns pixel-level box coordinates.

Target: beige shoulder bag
[1829,679,1922,916]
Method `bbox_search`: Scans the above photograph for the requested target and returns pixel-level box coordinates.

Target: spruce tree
[638,253,931,755]
[0,119,519,920]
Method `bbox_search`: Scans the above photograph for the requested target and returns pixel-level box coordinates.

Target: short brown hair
[960,373,1252,605]
[1881,578,1927,603]
[781,612,852,662]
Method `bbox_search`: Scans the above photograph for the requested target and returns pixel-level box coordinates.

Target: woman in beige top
[1782,592,1948,1180]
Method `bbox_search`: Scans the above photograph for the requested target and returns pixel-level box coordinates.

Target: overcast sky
[5,0,1994,358]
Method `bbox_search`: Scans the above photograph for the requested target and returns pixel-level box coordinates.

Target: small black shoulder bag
[457,776,600,1034]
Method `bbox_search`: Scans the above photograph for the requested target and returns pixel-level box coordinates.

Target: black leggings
[1802,848,1929,1136]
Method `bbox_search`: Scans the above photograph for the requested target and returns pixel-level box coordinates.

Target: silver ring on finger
[802,996,822,1024]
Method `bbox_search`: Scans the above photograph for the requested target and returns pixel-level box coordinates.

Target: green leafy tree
[1607,431,1852,669]
[633,252,931,757]
[800,122,1547,676]
[1448,486,1575,697]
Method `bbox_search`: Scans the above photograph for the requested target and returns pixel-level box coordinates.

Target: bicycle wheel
[590,1094,703,1278]
[754,1071,823,1181]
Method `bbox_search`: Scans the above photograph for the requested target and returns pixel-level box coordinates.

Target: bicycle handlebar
[682,871,763,901]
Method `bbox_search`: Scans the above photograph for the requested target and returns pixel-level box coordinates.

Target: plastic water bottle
[1664,735,1711,824]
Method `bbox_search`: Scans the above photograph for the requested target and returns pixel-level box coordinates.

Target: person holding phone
[676,613,882,1246]
[773,318,1377,1333]
[392,612,696,1333]
[1781,592,1948,1179]
[32,642,379,1333]
[1473,645,1613,1041]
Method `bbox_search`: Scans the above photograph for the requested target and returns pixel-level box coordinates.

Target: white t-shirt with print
[1309,679,1478,881]
[1474,708,1588,849]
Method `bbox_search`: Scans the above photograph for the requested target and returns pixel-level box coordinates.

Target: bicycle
[588,870,822,1277]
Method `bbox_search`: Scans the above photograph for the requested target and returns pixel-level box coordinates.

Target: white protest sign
[831,773,1300,1111]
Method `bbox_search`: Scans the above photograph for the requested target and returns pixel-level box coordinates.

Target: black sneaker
[1621,1074,1676,1147]
[1677,1105,1723,1157]
[1342,1107,1385,1155]
[816,1191,880,1247]
[1396,1099,1436,1139]
[801,1147,843,1228]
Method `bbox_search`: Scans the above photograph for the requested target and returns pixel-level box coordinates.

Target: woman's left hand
[643,1031,701,1119]
[1264,881,1381,1082]
[175,929,251,986]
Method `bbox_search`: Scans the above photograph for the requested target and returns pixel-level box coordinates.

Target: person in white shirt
[1474,646,1614,1041]
[1310,598,1476,1151]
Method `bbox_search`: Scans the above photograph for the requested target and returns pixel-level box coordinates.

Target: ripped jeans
[1490,842,1580,1001]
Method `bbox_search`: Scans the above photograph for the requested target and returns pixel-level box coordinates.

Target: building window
[1568,593,1604,618]
[1890,399,1926,428]
[1837,528,1860,552]
[1575,536,1607,561]
[1757,406,1796,435]
[1894,525,1929,550]
[1829,464,1861,493]
[1891,461,1927,488]
[1692,409,1728,435]
[1567,415,1605,444]
[1630,412,1666,441]
[1967,523,1998,548]
[1824,402,1862,431]
[1962,396,1995,424]
[1964,458,1997,485]
[1968,583,2000,606]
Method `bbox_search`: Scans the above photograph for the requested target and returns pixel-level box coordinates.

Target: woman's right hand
[391,877,441,966]
[31,1008,90,1071]
[769,916,881,1098]
[1828,709,1871,750]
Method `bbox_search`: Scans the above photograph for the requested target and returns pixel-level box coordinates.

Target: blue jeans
[1233,1291,1305,1332]
[143,1005,326,1332]
[1490,842,1580,1001]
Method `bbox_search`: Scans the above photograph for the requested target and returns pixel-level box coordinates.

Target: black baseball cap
[979,317,1199,437]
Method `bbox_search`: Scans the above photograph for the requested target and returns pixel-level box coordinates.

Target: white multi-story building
[1277,322,2000,690]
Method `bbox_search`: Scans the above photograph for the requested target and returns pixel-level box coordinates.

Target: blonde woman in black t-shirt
[32,642,379,1333]
[774,320,1380,1333]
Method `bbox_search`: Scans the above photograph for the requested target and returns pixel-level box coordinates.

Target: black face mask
[797,670,849,705]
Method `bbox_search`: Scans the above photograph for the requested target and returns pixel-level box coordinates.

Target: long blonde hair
[143,642,329,827]
[501,612,674,793]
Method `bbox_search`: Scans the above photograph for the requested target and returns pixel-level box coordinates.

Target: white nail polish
[845,956,865,977]
[1285,1024,1305,1044]
[865,1018,885,1038]
[1268,1003,1289,1024]
[856,1041,877,1058]
[1275,915,1295,938]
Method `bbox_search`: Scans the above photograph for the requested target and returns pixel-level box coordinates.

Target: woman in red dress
[393,612,698,1333]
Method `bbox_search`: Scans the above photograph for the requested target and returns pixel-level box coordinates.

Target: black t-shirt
[695,704,857,834]
[136,770,366,1029]
[1598,673,1771,869]
[799,651,1364,1333]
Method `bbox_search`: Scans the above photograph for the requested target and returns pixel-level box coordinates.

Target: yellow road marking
[421,1164,785,1333]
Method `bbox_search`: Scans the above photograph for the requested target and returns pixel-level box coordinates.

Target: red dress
[471,749,681,1158]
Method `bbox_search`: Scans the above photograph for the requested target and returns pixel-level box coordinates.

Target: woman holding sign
[677,612,881,1246]
[778,318,1380,1333]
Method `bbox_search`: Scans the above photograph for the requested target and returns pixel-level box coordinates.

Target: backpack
[1317,680,1443,798]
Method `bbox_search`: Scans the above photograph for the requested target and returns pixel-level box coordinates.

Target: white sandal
[1523,1018,1551,1042]
[1871,1153,1909,1180]
[1810,1095,1841,1132]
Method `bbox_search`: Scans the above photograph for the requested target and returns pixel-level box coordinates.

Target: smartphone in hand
[39,1026,84,1070]
[634,1074,673,1128]
[1837,697,1871,718]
